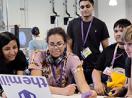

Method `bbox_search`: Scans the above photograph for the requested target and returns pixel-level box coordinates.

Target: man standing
[67,0,109,84]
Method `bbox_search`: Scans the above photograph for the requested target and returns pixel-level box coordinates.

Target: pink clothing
[29,50,82,87]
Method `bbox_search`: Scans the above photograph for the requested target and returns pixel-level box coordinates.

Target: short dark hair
[79,0,94,5]
[46,27,67,43]
[0,31,20,61]
[31,27,40,36]
[113,19,131,29]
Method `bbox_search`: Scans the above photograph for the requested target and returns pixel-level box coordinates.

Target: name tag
[103,67,112,76]
[81,47,92,59]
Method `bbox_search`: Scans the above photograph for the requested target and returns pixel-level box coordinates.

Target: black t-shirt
[67,17,109,67]
[95,43,127,71]
[0,50,28,74]
[125,57,131,78]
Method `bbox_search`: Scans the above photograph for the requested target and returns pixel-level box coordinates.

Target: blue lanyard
[81,18,93,47]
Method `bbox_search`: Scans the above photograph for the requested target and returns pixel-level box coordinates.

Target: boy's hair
[79,0,94,6]
[113,19,131,29]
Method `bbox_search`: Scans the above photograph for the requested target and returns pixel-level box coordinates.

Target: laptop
[0,74,52,98]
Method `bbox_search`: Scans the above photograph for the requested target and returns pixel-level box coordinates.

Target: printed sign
[0,74,52,98]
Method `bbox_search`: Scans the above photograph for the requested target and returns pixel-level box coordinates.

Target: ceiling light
[109,0,117,6]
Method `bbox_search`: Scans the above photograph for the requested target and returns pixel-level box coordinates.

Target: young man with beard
[67,0,109,84]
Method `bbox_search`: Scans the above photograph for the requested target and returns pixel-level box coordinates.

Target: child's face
[114,26,126,44]
[124,42,132,58]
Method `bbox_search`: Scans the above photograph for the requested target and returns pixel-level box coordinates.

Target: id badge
[81,47,92,59]
[103,67,112,76]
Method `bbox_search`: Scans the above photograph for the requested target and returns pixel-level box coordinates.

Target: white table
[52,94,105,98]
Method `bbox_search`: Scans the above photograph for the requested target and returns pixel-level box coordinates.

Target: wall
[126,0,132,21]
[2,0,128,44]
[3,0,80,40]
[98,0,126,44]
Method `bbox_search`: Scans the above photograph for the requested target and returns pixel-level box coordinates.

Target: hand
[2,92,7,98]
[94,82,105,95]
[62,84,76,96]
[110,87,121,96]
[81,90,97,98]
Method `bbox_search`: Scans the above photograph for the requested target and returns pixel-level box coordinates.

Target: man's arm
[101,38,109,49]
[92,69,106,95]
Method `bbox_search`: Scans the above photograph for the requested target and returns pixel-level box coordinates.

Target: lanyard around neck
[81,17,93,47]
[111,44,119,68]
[51,64,63,83]
[51,58,67,87]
